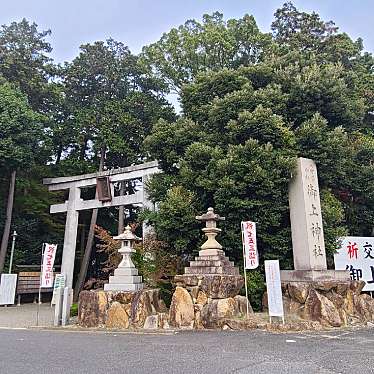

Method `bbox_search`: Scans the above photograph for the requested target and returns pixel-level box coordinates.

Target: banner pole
[36,243,45,327]
[241,223,250,319]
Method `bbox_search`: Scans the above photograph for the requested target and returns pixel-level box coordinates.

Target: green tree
[144,3,374,307]
[0,82,44,272]
[62,39,175,297]
[0,19,57,112]
[141,12,272,92]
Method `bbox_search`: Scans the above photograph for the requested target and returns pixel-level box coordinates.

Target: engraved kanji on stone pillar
[289,157,327,271]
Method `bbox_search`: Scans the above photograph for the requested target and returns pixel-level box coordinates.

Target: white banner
[265,260,284,318]
[334,236,374,291]
[241,221,259,269]
[41,243,58,288]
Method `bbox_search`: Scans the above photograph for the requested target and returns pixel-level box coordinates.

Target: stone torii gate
[43,161,160,302]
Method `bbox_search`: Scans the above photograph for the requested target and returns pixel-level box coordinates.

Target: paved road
[0,327,373,374]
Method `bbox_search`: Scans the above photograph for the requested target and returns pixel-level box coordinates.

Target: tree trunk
[73,148,105,301]
[56,144,63,164]
[118,182,125,235]
[0,170,16,274]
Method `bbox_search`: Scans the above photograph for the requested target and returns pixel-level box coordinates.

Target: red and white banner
[241,221,259,269]
[41,243,58,288]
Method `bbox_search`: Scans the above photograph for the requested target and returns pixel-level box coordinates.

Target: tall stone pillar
[281,158,349,282]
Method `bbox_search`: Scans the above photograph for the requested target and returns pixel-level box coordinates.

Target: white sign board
[41,243,58,288]
[265,260,284,318]
[241,221,259,269]
[334,236,374,291]
[0,274,17,305]
[51,274,65,305]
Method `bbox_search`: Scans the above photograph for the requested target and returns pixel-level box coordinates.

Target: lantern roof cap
[196,207,225,222]
[113,225,142,241]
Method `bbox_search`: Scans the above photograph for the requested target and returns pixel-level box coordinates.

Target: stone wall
[168,285,252,329]
[78,289,169,329]
[264,280,374,327]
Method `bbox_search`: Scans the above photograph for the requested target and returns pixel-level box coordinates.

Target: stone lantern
[196,207,225,256]
[104,225,144,291]
[174,207,244,298]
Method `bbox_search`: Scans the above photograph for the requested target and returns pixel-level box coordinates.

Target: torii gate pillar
[43,161,160,324]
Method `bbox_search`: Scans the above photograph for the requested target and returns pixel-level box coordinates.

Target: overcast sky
[1,0,373,63]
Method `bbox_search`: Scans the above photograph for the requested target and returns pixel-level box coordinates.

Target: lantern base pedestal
[280,270,350,282]
[104,283,143,291]
[104,267,143,292]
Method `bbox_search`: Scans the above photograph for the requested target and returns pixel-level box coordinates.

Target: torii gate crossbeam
[43,161,160,307]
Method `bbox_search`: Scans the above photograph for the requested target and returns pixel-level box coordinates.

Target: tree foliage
[0,4,373,307]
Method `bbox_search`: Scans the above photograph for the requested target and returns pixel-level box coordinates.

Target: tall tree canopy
[143,3,374,307]
[0,3,373,306]
[141,12,272,92]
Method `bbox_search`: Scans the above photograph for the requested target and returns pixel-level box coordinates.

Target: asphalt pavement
[0,327,373,374]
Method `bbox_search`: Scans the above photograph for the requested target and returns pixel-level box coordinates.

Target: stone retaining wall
[78,289,168,329]
[168,286,252,329]
[263,280,374,327]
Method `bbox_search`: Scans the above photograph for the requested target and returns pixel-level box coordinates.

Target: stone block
[106,302,129,329]
[78,291,107,328]
[104,283,144,291]
[304,289,342,327]
[107,275,142,284]
[113,268,139,276]
[234,295,253,315]
[287,282,310,304]
[174,274,244,299]
[201,298,239,329]
[280,270,350,282]
[143,315,158,329]
[169,286,194,328]
[196,291,208,306]
[131,290,153,327]
[158,312,170,329]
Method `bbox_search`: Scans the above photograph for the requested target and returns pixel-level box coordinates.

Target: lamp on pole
[8,230,17,274]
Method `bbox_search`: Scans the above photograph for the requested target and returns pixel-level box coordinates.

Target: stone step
[194,255,227,261]
[198,249,225,257]
[108,275,142,284]
[189,260,232,267]
[104,283,144,291]
[184,266,239,275]
[113,268,139,276]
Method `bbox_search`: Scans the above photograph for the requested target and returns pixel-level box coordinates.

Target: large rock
[354,294,374,321]
[174,274,244,298]
[143,315,158,329]
[234,295,253,315]
[304,289,342,327]
[131,290,153,327]
[287,282,310,304]
[169,286,195,328]
[350,281,366,296]
[201,298,239,328]
[78,290,108,327]
[106,302,129,329]
[196,291,208,306]
[158,313,170,329]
